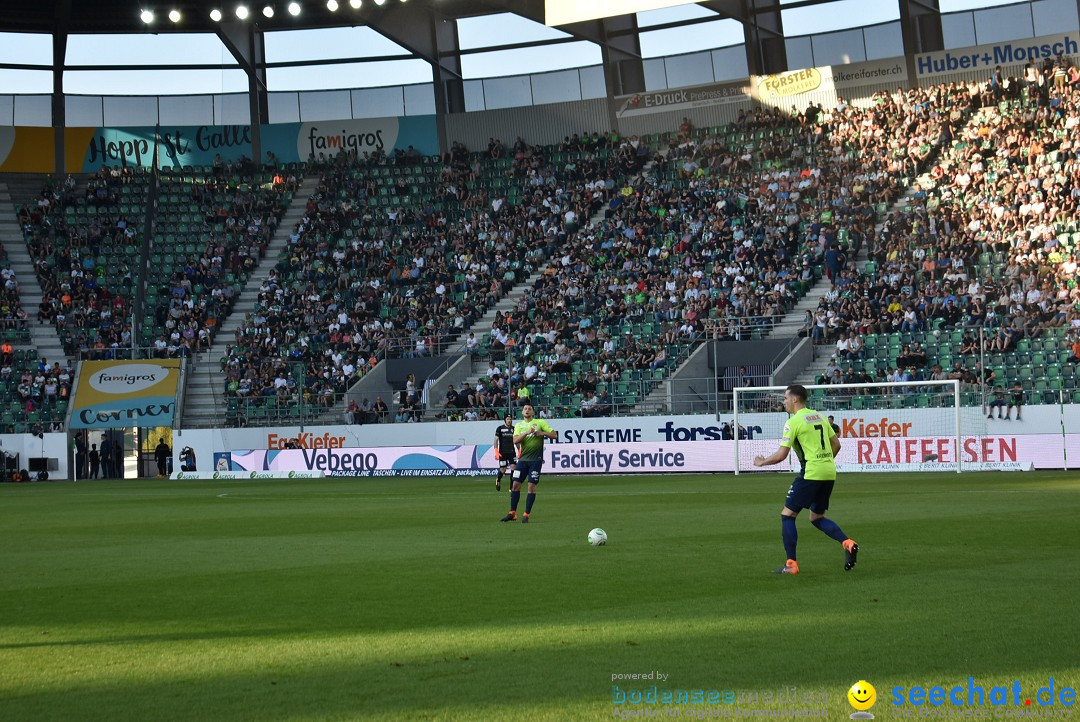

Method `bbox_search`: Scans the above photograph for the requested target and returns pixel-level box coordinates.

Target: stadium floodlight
[288,1,301,13]
[326,0,338,10]
[140,9,154,23]
[263,4,274,16]
[373,0,386,5]
[168,9,182,21]
[236,4,249,18]
[348,0,361,7]
[210,8,223,20]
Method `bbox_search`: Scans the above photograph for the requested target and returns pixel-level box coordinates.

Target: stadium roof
[1,0,837,37]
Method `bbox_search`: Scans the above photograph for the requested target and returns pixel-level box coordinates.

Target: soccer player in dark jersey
[500,404,555,524]
[494,414,517,491]
[753,384,859,575]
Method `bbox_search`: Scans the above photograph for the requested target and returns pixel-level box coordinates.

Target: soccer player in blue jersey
[500,404,555,524]
[753,384,859,575]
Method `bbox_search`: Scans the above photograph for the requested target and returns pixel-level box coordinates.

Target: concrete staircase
[789,183,925,386]
[317,265,550,426]
[180,177,309,427]
[636,182,924,410]
[409,171,653,422]
[319,163,657,425]
[0,176,71,367]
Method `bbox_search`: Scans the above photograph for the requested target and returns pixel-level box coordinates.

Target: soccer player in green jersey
[753,384,859,575]
[500,404,556,523]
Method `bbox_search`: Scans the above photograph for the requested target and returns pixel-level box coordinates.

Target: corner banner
[69,360,182,429]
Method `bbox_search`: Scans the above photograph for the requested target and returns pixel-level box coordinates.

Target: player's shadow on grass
[0,628,284,651]
[2,623,1073,722]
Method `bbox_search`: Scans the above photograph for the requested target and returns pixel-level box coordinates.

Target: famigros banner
[70,360,182,429]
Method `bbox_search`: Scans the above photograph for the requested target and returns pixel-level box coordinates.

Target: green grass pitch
[2,471,1078,721]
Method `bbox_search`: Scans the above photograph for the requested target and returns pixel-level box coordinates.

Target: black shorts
[784,474,835,514]
[513,459,543,485]
[498,452,517,470]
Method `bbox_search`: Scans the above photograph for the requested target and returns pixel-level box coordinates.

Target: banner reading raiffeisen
[70,360,182,429]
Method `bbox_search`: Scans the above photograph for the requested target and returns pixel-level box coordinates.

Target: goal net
[731,380,1005,474]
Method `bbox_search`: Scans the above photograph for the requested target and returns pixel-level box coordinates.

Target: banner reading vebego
[69,360,182,429]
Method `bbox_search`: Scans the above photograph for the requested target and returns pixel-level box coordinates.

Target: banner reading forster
[70,360,182,429]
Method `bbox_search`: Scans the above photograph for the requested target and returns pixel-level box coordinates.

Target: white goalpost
[733,380,970,474]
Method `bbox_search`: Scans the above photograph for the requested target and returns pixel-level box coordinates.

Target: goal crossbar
[732,379,962,474]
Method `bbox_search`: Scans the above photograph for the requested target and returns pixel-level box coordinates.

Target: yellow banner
[757,68,824,99]
[0,127,55,173]
[70,360,182,429]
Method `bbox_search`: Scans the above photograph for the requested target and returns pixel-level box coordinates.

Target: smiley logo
[848,680,877,718]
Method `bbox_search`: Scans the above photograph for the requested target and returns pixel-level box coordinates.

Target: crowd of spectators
[151,165,296,357]
[220,135,640,423]
[816,58,1080,401]
[18,168,142,358]
[0,252,29,335]
[458,97,944,418]
[14,61,1080,427]
[1,355,74,432]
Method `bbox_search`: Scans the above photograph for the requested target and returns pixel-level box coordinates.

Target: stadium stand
[16,168,146,359]
[449,90,966,420]
[809,60,1080,412]
[149,161,298,355]
[7,56,1080,430]
[0,243,30,344]
[217,137,635,426]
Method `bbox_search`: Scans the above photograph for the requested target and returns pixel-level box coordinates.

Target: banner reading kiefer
[69,360,182,429]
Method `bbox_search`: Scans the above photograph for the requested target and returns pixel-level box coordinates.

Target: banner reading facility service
[70,360,182,429]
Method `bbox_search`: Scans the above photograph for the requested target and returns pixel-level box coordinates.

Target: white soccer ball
[588,528,608,546]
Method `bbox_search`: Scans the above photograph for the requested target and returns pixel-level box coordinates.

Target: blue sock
[525,492,536,514]
[510,490,520,512]
[811,517,848,543]
[781,516,798,561]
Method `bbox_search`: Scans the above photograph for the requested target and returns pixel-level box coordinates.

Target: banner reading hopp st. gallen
[69,360,182,429]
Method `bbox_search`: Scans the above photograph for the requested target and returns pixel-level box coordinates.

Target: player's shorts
[513,459,543,485]
[784,474,835,514]
[498,451,517,470]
